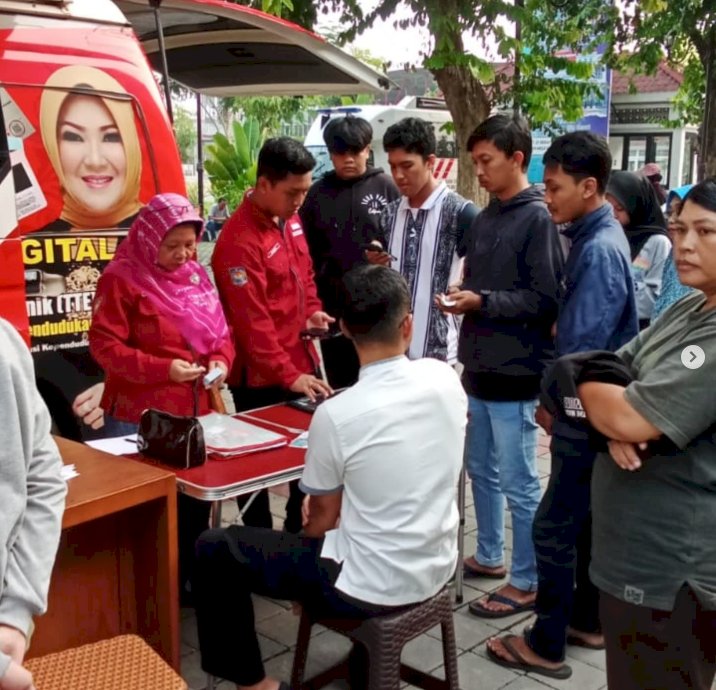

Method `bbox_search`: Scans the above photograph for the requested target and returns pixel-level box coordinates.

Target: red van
[0,0,386,438]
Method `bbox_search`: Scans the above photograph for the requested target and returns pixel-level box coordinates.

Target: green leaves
[204,118,265,210]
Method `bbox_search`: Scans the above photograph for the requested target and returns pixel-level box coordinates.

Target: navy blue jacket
[557,203,638,357]
[458,186,563,400]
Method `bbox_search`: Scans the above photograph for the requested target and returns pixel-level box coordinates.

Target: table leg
[455,464,466,604]
[210,500,222,529]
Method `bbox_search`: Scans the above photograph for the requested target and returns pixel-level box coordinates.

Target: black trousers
[601,586,716,690]
[178,493,212,600]
[230,384,304,533]
[528,433,600,662]
[193,526,405,686]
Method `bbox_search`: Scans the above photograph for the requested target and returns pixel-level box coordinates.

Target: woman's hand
[535,404,554,435]
[0,626,26,665]
[169,359,205,383]
[607,439,647,471]
[0,661,35,690]
[71,383,105,430]
[306,311,336,332]
[205,360,228,389]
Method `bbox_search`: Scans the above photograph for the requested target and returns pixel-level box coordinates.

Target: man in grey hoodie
[0,318,66,690]
[438,113,563,620]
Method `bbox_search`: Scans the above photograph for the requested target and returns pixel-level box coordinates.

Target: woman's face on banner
[58,94,127,214]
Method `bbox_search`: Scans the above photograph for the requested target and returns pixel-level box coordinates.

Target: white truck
[304,96,458,189]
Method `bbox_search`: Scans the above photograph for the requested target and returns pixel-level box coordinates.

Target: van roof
[115,0,391,96]
[0,0,391,96]
[0,0,126,24]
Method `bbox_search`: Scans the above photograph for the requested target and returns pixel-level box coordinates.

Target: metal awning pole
[149,0,174,123]
[197,91,204,215]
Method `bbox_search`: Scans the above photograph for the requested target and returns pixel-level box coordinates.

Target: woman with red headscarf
[89,192,234,602]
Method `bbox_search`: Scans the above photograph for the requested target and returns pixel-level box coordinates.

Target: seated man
[0,318,67,690]
[193,265,468,690]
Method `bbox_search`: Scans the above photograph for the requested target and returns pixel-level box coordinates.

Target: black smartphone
[300,328,338,340]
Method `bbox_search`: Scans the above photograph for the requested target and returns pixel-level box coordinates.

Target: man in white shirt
[192,265,467,690]
[369,117,478,364]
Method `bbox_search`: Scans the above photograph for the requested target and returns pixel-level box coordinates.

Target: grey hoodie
[0,318,66,678]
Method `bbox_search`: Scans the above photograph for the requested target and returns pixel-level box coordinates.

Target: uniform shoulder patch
[229,266,248,287]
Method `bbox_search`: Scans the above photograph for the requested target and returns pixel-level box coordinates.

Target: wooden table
[28,437,180,670]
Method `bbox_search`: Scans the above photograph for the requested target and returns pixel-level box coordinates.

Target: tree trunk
[702,47,716,179]
[432,65,491,202]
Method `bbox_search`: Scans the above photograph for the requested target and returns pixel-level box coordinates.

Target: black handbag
[136,385,206,469]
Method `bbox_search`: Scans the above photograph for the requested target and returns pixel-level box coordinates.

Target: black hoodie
[459,186,564,401]
[300,167,399,315]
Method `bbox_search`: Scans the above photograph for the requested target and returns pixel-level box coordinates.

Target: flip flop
[468,592,535,619]
[524,624,606,651]
[486,634,573,680]
[462,562,507,580]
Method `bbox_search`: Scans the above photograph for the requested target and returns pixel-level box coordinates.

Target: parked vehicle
[304,97,458,188]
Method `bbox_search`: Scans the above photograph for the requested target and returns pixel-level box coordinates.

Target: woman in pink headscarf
[90,193,234,424]
[89,193,234,602]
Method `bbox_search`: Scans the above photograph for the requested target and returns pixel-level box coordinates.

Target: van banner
[0,25,185,439]
[22,233,121,353]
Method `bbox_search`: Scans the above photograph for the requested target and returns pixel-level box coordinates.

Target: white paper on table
[61,464,79,481]
[85,434,138,456]
[289,431,309,449]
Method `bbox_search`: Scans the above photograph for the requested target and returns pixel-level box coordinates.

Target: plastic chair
[290,587,460,690]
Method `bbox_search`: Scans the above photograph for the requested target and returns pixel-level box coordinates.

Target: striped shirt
[381,182,475,363]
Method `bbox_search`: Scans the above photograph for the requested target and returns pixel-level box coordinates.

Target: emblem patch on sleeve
[229,266,248,287]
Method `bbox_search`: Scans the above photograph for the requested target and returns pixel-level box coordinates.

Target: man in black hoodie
[438,113,563,619]
[300,116,399,388]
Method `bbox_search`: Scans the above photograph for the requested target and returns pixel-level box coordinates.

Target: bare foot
[463,556,506,578]
[486,635,564,672]
[567,626,605,648]
[474,584,535,615]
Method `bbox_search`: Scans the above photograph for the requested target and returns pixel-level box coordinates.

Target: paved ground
[179,436,615,690]
[187,240,610,689]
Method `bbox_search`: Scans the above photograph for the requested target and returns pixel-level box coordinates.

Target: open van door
[115,0,391,97]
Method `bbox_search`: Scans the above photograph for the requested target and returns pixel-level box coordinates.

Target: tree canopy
[608,0,715,178]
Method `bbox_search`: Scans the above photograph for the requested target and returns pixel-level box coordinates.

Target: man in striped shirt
[368,117,478,363]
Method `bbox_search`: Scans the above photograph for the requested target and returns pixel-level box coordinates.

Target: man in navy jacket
[439,113,563,620]
[486,131,637,680]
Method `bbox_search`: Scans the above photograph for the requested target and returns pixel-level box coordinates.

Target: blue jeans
[465,395,540,591]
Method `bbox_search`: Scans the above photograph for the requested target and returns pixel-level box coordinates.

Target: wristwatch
[479,290,492,309]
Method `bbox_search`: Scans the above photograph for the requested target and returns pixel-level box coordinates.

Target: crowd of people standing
[6,108,713,690]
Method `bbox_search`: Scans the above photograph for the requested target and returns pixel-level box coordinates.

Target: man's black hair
[341,265,411,345]
[542,131,612,194]
[257,137,315,184]
[382,117,436,159]
[323,116,373,154]
[466,113,532,170]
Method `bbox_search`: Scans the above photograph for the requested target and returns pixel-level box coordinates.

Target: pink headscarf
[103,193,230,356]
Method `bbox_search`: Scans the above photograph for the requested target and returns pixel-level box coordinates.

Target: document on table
[85,434,138,456]
[61,464,79,481]
[199,412,289,457]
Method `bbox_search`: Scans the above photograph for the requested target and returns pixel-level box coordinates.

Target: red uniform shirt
[212,195,323,389]
[89,272,235,423]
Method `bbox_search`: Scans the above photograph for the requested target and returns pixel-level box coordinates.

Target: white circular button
[681,345,705,369]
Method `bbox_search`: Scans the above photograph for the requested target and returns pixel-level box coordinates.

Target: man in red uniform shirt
[213,137,333,533]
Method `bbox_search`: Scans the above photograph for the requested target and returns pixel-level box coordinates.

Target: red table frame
[170,404,313,526]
